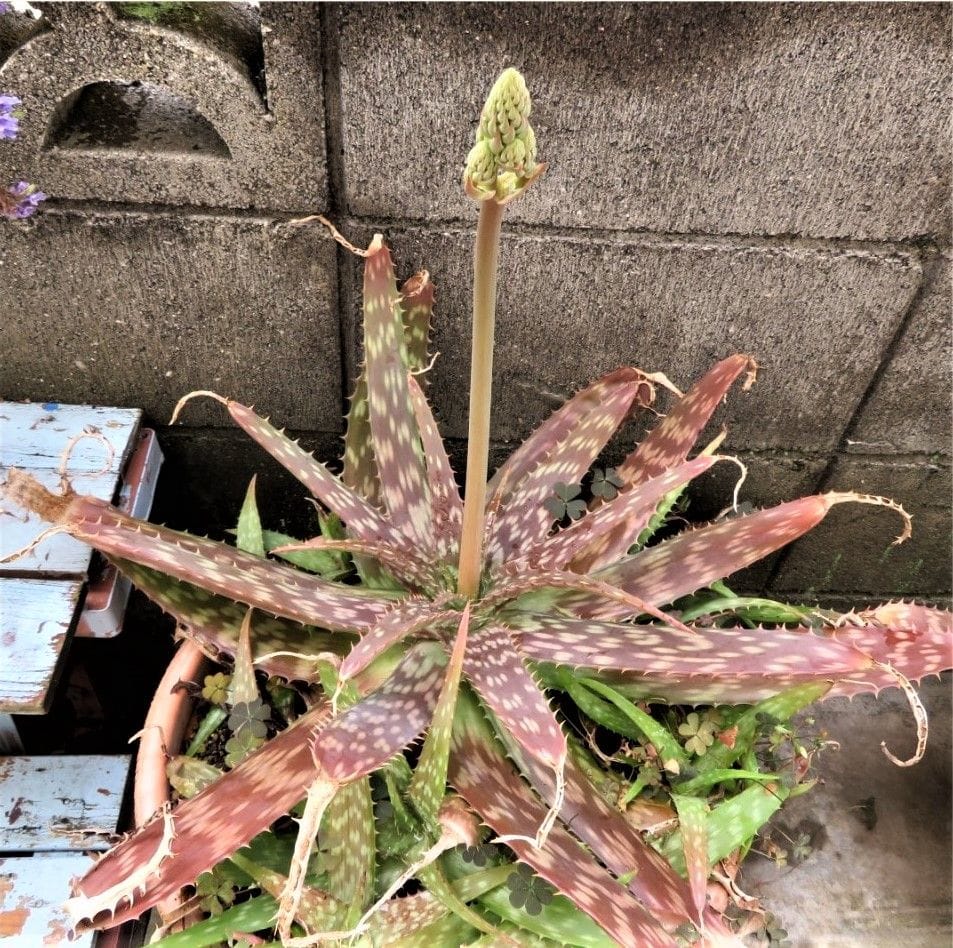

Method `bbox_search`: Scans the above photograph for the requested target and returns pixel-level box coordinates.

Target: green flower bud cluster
[464,68,544,204]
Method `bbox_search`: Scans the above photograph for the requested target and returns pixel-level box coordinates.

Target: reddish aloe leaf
[487,372,652,567]
[314,643,446,781]
[281,644,449,943]
[67,702,332,931]
[4,471,392,632]
[362,236,434,551]
[513,615,875,704]
[464,626,566,772]
[566,493,908,619]
[342,270,435,509]
[225,399,411,550]
[621,355,756,487]
[112,559,344,682]
[449,691,677,947]
[408,607,470,825]
[409,374,464,562]
[512,456,720,573]
[670,795,709,924]
[494,712,723,933]
[272,536,436,591]
[340,599,459,683]
[826,602,953,698]
[485,367,653,515]
[575,355,756,572]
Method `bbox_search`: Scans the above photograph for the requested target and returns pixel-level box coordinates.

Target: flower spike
[464,68,545,204]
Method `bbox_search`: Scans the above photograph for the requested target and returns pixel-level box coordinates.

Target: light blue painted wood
[0,852,95,946]
[0,403,141,473]
[0,402,141,576]
[0,756,129,853]
[0,579,83,714]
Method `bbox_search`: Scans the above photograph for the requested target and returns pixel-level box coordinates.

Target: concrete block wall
[1,2,950,605]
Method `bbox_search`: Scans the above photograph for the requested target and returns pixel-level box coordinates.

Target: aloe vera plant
[4,68,951,946]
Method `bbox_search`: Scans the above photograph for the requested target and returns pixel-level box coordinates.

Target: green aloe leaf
[236,475,265,558]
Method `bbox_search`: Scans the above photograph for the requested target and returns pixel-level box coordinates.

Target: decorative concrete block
[850,255,952,456]
[338,3,950,240]
[0,210,343,431]
[342,224,920,451]
[770,456,952,599]
[0,2,325,211]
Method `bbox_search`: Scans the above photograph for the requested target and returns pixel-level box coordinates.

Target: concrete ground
[741,674,952,946]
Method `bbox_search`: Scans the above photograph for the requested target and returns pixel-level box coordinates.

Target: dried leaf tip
[464,68,545,204]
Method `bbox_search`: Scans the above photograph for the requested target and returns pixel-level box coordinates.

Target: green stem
[458,200,504,598]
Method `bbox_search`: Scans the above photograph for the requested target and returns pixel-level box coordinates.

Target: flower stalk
[457,68,543,598]
[457,199,503,597]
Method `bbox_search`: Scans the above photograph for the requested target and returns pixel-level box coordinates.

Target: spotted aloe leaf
[510,455,722,573]
[515,615,877,704]
[236,475,266,558]
[343,269,435,507]
[362,235,434,552]
[174,394,414,553]
[408,607,470,826]
[487,371,654,567]
[573,355,756,572]
[489,704,715,934]
[560,492,911,620]
[409,373,464,562]
[66,702,333,932]
[278,644,448,940]
[658,783,790,876]
[3,471,394,633]
[449,699,676,946]
[339,598,458,685]
[464,625,566,774]
[226,608,259,706]
[485,368,653,511]
[320,779,375,926]
[272,536,437,591]
[110,559,346,682]
[670,795,709,924]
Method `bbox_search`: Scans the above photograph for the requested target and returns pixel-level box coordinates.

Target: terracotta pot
[133,640,208,927]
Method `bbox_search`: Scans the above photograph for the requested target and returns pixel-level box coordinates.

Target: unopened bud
[464,68,545,204]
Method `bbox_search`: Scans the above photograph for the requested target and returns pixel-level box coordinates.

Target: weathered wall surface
[1,2,949,604]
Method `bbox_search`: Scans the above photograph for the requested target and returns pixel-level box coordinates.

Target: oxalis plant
[4,69,952,947]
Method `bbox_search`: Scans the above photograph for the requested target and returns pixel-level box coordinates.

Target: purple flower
[0,94,21,140]
[2,181,46,219]
[0,4,10,13]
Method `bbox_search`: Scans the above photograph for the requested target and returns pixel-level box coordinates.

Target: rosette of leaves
[3,68,952,947]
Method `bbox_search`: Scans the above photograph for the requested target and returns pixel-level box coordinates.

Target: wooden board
[0,402,142,576]
[0,756,129,852]
[0,403,141,474]
[0,580,83,714]
[0,853,95,946]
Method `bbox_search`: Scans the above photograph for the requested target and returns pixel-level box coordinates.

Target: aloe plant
[3,68,951,946]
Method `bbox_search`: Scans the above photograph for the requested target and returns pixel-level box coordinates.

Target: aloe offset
[3,70,952,946]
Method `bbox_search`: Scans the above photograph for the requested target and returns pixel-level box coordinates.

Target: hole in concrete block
[114,2,266,103]
[45,81,231,157]
[0,7,49,67]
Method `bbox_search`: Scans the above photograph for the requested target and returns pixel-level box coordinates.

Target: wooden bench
[0,755,131,946]
[1,401,162,749]
[1,402,162,946]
